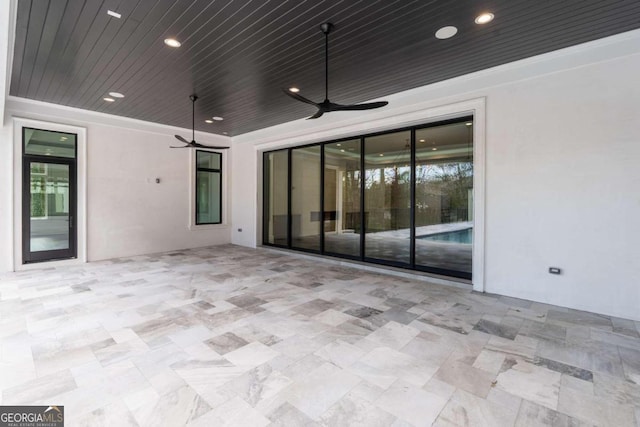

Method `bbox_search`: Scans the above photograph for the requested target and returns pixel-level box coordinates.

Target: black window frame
[195,150,223,226]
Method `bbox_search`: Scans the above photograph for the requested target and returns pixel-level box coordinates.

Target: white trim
[470,99,486,293]
[12,117,87,270]
[6,117,14,270]
[188,148,229,230]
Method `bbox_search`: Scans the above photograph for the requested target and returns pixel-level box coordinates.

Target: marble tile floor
[0,244,639,426]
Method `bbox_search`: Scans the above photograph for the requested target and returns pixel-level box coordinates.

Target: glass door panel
[324,139,361,257]
[291,146,321,251]
[415,121,473,276]
[24,160,76,262]
[364,131,411,264]
[263,150,289,246]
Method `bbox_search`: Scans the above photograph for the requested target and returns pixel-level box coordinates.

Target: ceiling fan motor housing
[320,22,334,34]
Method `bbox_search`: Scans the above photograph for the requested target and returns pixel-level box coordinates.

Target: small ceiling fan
[283,22,388,119]
[171,94,229,149]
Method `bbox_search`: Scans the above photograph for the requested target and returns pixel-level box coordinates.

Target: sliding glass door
[263,116,473,279]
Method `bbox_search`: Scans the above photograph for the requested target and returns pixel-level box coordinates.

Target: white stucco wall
[0,99,232,270]
[230,30,640,321]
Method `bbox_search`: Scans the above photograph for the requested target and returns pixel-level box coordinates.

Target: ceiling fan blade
[175,134,190,143]
[170,145,190,148]
[330,101,389,111]
[283,89,318,106]
[306,108,325,119]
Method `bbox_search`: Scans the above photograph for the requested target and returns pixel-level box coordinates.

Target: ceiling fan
[171,95,229,149]
[283,22,388,119]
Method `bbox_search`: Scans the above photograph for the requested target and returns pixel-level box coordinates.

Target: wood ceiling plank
[70,0,160,106]
[33,0,89,100]
[135,0,342,122]
[43,0,107,101]
[82,0,185,111]
[56,0,147,106]
[115,0,304,118]
[25,0,69,99]
[9,0,32,96]
[9,0,640,135]
[17,0,50,96]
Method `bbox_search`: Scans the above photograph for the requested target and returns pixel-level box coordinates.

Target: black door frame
[22,143,77,264]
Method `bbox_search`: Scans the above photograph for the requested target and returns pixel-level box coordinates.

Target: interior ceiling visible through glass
[24,128,76,158]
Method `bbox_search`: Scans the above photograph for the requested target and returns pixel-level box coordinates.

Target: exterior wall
[0,98,232,270]
[230,30,640,321]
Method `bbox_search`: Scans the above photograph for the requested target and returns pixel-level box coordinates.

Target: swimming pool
[417,228,472,244]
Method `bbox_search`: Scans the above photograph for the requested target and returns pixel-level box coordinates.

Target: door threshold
[260,246,472,290]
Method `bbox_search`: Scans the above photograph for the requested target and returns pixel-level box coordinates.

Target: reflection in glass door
[324,139,361,258]
[415,121,473,275]
[291,146,321,251]
[23,128,77,263]
[364,131,411,265]
[263,150,289,246]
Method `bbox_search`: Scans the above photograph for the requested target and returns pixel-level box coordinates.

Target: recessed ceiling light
[288,87,300,93]
[164,38,181,48]
[466,122,473,126]
[419,139,425,143]
[379,154,384,157]
[107,10,121,19]
[108,92,124,98]
[435,26,458,40]
[340,149,345,152]
[205,120,213,124]
[103,97,115,102]
[475,12,494,25]
[432,148,438,151]
[336,143,341,147]
[212,116,223,121]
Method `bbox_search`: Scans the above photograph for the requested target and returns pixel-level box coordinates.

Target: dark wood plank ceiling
[10,0,640,136]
